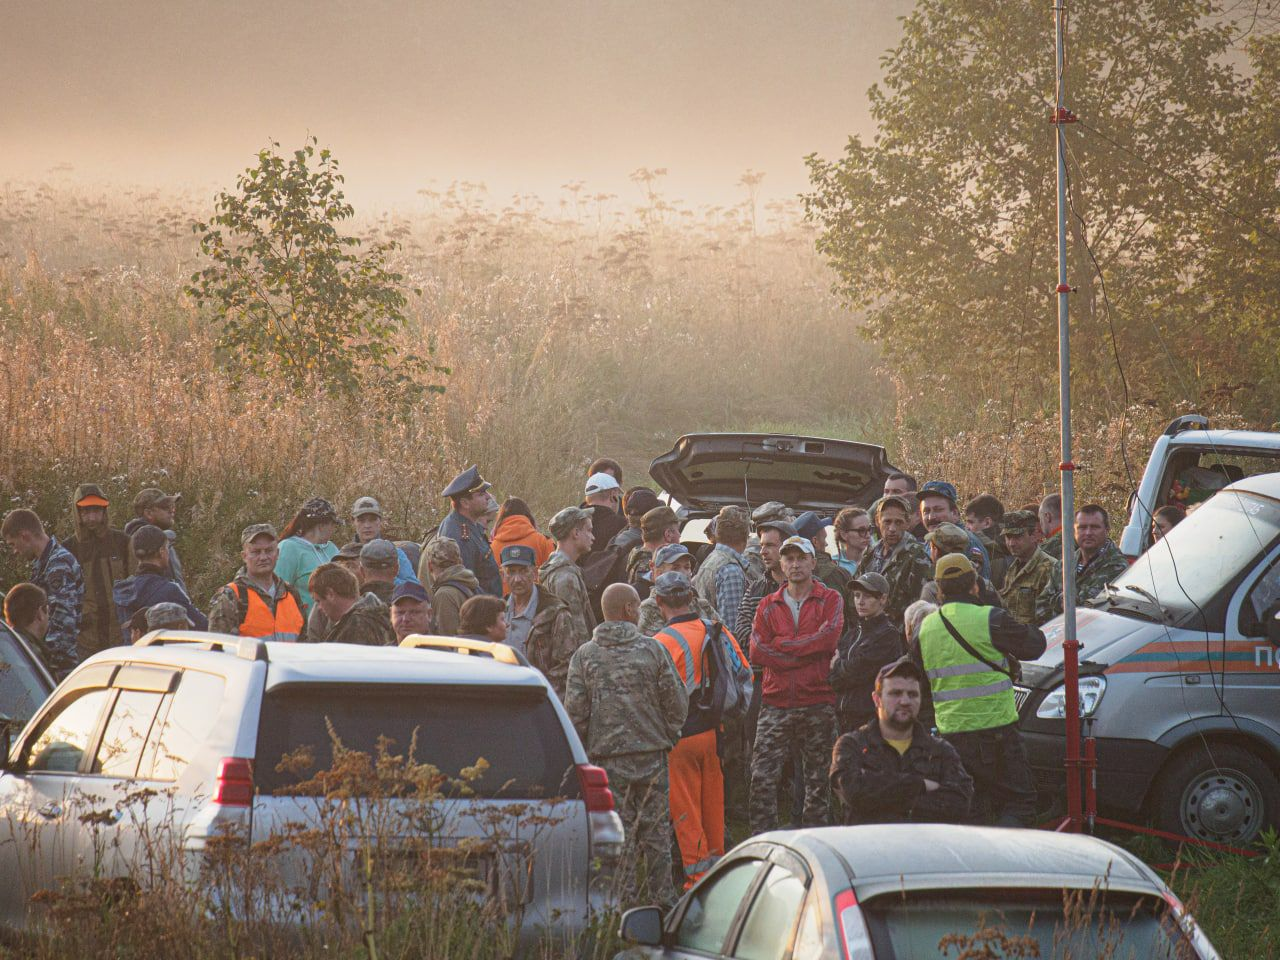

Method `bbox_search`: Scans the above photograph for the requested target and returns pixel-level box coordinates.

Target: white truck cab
[1119,414,1280,559]
[1020,473,1280,846]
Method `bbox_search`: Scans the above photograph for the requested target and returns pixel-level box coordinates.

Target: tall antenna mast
[1051,0,1083,831]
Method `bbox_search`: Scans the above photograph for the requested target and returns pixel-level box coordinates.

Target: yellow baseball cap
[934,552,976,582]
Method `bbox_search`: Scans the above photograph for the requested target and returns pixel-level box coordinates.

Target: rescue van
[1018,472,1280,846]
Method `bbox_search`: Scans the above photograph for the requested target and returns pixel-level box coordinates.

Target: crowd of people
[0,457,1158,907]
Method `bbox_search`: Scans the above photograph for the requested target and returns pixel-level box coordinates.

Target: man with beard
[64,484,133,658]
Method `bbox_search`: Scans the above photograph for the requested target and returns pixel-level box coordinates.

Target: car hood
[649,433,896,515]
[1021,606,1158,687]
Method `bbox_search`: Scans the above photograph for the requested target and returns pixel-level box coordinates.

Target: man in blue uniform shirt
[437,465,502,596]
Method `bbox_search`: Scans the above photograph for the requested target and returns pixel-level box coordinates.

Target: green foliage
[803,0,1279,428]
[188,138,445,404]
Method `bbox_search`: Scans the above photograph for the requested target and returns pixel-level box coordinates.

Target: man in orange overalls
[651,571,751,886]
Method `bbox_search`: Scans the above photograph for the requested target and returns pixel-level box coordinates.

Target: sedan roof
[764,825,1162,899]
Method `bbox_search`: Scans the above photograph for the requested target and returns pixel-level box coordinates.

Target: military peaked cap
[441,465,491,499]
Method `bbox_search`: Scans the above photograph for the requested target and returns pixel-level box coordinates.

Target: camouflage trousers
[604,752,677,909]
[749,703,836,835]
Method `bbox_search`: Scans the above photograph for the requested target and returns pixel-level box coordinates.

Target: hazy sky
[1,0,914,209]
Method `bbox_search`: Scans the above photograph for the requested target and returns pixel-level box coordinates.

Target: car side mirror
[619,906,664,946]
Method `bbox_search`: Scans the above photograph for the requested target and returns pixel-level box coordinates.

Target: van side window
[23,688,112,773]
[92,690,166,778]
[139,671,226,781]
[1241,558,1280,637]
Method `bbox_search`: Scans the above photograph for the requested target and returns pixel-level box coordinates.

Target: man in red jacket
[748,536,844,834]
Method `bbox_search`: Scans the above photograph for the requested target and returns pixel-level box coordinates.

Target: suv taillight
[836,889,874,959]
[215,757,254,806]
[576,764,615,812]
[576,764,623,862]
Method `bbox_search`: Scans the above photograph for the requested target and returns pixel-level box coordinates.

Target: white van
[1018,473,1280,846]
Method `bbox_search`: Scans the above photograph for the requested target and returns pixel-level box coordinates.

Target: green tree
[189,138,444,402]
[803,0,1276,426]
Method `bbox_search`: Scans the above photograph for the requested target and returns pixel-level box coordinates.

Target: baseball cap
[584,472,622,497]
[652,571,696,600]
[622,488,661,520]
[391,581,431,606]
[653,543,692,568]
[500,544,537,567]
[757,519,798,539]
[851,572,891,596]
[794,511,831,542]
[351,496,383,518]
[130,524,169,557]
[641,505,680,541]
[145,602,193,630]
[360,538,398,568]
[780,535,816,556]
[240,522,278,545]
[920,481,959,505]
[876,655,926,687]
[751,501,794,526]
[134,488,179,512]
[549,506,594,541]
[300,497,338,521]
[74,483,110,508]
[925,522,970,554]
[934,552,976,582]
[335,541,365,561]
[1003,509,1039,535]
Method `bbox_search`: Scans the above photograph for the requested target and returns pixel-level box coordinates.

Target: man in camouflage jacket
[1036,504,1129,623]
[564,583,688,908]
[637,544,720,636]
[864,497,932,626]
[997,510,1057,625]
[539,507,598,650]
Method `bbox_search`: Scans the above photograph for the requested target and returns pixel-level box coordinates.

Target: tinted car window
[139,670,225,781]
[255,684,578,799]
[675,858,764,953]
[0,623,51,729]
[733,864,807,960]
[863,890,1196,960]
[93,690,165,778]
[24,688,112,773]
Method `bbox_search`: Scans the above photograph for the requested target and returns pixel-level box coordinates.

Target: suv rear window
[254,684,579,800]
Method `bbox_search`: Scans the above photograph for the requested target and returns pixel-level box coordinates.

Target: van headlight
[1036,676,1107,719]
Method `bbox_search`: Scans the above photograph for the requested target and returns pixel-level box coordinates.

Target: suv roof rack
[134,630,268,662]
[399,635,529,666]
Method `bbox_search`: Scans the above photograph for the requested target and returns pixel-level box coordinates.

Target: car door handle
[37,802,61,819]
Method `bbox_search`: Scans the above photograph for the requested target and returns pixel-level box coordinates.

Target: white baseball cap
[585,472,622,496]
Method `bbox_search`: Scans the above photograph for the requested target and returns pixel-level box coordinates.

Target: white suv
[0,632,623,941]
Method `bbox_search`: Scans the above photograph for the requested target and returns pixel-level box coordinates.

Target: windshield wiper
[1122,584,1172,624]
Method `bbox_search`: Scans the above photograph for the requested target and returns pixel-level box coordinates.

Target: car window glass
[1240,556,1280,636]
[791,898,824,960]
[732,864,807,960]
[140,671,225,781]
[0,623,51,730]
[674,858,764,953]
[93,690,165,778]
[23,688,112,773]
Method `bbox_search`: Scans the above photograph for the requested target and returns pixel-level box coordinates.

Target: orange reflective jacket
[229,582,305,642]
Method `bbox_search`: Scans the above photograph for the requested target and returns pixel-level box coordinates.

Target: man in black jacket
[829,573,905,734]
[830,657,973,825]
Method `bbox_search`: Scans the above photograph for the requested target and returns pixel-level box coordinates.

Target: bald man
[565,581,688,908]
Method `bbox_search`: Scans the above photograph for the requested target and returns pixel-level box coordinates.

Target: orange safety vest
[655,617,748,692]
[229,582,305,642]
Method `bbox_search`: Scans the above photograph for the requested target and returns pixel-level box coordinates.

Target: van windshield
[1114,490,1280,623]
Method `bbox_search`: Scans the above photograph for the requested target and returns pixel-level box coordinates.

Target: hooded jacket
[113,563,207,642]
[563,620,688,768]
[430,563,481,636]
[829,612,905,730]
[490,515,556,584]
[64,485,134,657]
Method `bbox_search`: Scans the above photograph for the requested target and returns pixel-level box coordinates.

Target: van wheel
[1151,744,1279,847]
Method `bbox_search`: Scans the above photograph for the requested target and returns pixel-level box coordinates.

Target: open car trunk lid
[649,433,896,515]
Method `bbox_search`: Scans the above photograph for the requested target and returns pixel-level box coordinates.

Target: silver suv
[0,632,623,941]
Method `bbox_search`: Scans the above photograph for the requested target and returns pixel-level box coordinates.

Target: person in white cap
[581,471,627,549]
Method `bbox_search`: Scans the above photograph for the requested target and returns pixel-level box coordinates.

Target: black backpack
[658,621,753,739]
